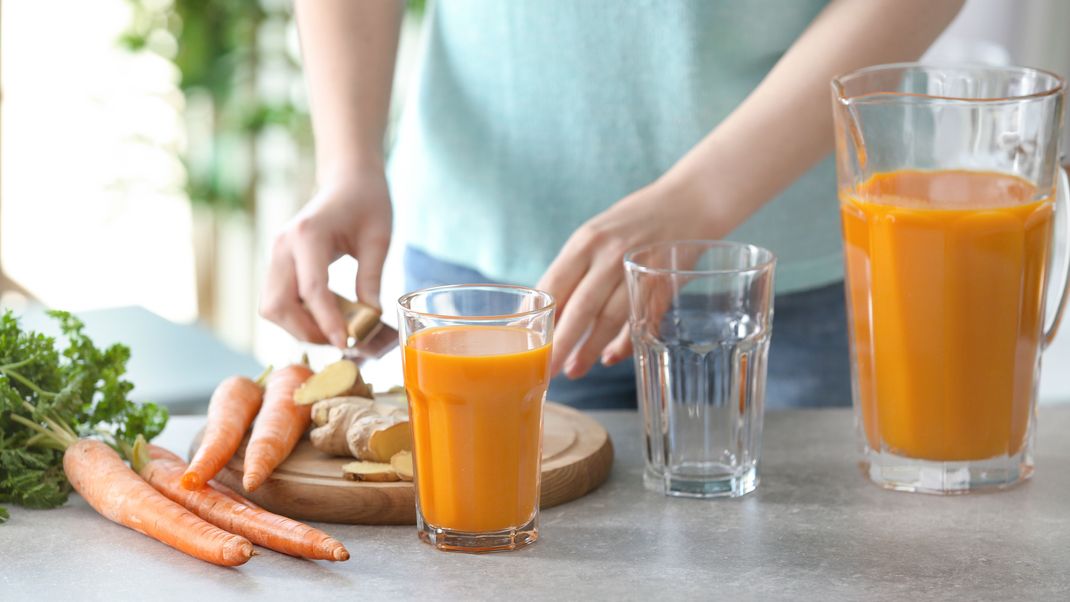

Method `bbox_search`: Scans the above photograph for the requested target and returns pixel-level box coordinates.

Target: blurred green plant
[120,0,309,213]
[120,0,426,214]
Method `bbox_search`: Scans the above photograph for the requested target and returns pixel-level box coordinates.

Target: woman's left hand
[537,0,968,382]
[537,173,723,379]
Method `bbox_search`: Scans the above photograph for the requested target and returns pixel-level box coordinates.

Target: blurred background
[1,0,1069,413]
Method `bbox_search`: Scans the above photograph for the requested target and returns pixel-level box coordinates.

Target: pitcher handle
[1044,165,1070,348]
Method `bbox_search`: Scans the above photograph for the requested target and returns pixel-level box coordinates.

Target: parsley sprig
[0,310,168,521]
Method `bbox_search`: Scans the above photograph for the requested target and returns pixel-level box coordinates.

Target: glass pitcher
[831,64,1069,493]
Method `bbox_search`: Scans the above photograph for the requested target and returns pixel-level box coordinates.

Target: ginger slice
[390,451,413,482]
[342,461,399,482]
[335,296,383,342]
[294,359,373,406]
[348,414,412,463]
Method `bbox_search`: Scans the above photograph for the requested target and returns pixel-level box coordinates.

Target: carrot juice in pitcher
[832,65,1068,493]
[841,169,1054,462]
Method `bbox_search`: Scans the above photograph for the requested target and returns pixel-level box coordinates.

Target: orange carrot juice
[403,325,550,532]
[842,169,1054,462]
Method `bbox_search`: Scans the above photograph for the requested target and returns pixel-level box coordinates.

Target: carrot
[242,362,315,492]
[64,439,254,567]
[182,367,271,491]
[214,479,265,510]
[151,445,265,509]
[148,443,185,464]
[135,441,349,561]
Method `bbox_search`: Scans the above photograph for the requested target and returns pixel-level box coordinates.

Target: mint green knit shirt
[389,0,841,293]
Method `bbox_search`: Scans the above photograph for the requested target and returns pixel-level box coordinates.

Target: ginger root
[294,359,373,406]
[342,461,399,482]
[311,396,371,427]
[349,414,411,463]
[309,398,375,456]
[309,396,412,463]
[390,451,413,481]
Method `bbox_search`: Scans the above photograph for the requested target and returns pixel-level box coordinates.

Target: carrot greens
[0,310,168,520]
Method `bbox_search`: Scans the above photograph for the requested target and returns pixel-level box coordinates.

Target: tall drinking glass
[625,241,775,498]
[832,64,1070,493]
[398,284,554,552]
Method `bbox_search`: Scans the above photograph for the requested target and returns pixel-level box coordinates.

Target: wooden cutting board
[189,401,614,525]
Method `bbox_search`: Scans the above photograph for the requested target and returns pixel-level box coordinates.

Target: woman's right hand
[259,169,393,348]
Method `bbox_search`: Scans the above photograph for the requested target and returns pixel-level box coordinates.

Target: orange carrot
[136,442,349,561]
[148,443,185,464]
[151,444,265,509]
[242,362,315,492]
[151,445,265,509]
[64,439,254,567]
[214,479,265,510]
[182,369,270,491]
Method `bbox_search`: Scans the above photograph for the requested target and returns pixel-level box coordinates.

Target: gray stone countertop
[3,408,1069,601]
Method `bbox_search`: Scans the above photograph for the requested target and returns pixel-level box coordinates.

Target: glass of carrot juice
[398,284,554,552]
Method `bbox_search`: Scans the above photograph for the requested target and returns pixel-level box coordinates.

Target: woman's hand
[538,0,964,380]
[259,170,393,348]
[538,172,724,379]
[271,0,401,346]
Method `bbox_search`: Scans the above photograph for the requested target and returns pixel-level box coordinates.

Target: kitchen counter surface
[4,408,1070,601]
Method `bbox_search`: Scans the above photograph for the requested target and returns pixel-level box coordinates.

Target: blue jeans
[405,246,852,410]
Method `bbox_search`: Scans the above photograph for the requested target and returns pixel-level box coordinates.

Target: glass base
[644,464,758,498]
[861,449,1033,494]
[417,514,538,553]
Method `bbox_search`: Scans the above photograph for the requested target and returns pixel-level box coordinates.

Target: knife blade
[335,294,399,367]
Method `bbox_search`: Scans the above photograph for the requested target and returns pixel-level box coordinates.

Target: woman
[260,0,964,409]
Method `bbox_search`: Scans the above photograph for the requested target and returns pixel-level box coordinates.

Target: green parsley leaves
[0,310,168,520]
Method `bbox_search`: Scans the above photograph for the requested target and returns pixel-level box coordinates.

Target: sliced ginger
[342,461,398,482]
[390,451,413,481]
[335,296,383,342]
[294,360,373,406]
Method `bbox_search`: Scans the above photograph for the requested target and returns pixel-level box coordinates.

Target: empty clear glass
[624,241,776,498]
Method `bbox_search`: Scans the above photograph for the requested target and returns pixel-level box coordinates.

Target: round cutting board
[189,401,613,525]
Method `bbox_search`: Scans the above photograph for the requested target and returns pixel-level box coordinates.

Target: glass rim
[623,240,777,277]
[832,62,1066,105]
[396,283,556,322]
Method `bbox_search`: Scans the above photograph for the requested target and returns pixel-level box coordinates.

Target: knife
[334,295,399,367]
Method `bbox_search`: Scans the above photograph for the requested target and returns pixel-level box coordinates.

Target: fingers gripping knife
[335,295,399,366]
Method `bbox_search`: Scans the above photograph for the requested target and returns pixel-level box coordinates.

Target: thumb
[354,235,389,309]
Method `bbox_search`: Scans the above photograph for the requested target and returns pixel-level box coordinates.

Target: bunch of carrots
[27,360,347,566]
